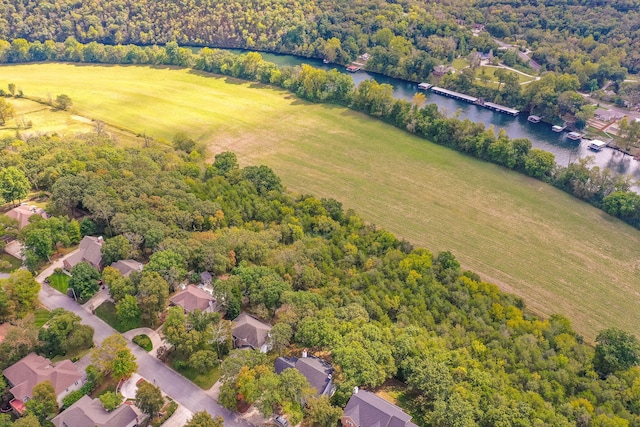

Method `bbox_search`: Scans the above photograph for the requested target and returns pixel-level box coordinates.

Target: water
[224,49,640,187]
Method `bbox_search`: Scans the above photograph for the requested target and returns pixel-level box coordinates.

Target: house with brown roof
[6,204,48,230]
[275,351,335,397]
[232,312,272,353]
[63,236,103,271]
[2,353,84,414]
[170,285,217,313]
[342,389,418,427]
[52,395,139,427]
[110,259,144,278]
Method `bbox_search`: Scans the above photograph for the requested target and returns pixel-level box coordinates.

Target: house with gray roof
[170,284,217,313]
[110,259,144,278]
[64,236,103,271]
[232,312,272,353]
[3,352,83,414]
[341,389,418,427]
[275,352,335,396]
[52,395,139,427]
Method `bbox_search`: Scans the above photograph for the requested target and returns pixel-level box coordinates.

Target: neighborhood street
[36,269,254,427]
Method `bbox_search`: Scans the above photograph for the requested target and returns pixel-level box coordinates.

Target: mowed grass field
[2,63,640,340]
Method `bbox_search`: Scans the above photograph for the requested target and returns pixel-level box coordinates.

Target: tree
[184,411,224,427]
[100,235,131,265]
[136,271,169,326]
[242,165,282,195]
[69,262,101,300]
[0,167,30,206]
[144,250,186,289]
[55,94,72,110]
[594,328,640,377]
[173,132,196,153]
[25,381,58,424]
[211,151,239,177]
[189,349,218,371]
[102,267,134,302]
[39,308,93,357]
[111,349,138,380]
[0,270,40,319]
[136,382,164,418]
[305,396,343,427]
[116,294,141,330]
[268,322,293,355]
[50,175,88,216]
[0,97,15,125]
[91,334,130,377]
[99,391,121,411]
[13,414,40,427]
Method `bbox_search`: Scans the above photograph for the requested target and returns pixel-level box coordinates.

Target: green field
[2,63,640,340]
[47,272,70,294]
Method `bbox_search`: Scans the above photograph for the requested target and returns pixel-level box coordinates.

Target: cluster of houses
[2,206,419,427]
[1,353,140,427]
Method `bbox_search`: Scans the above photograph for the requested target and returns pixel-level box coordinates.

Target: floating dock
[418,82,433,91]
[483,102,519,116]
[552,125,566,132]
[528,115,542,123]
[589,139,607,151]
[430,86,478,103]
[567,132,582,140]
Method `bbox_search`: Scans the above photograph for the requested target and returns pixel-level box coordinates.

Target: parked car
[274,416,288,427]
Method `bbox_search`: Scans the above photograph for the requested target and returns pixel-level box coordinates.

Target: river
[223,49,640,187]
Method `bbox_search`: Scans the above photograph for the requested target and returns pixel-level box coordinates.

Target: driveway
[36,253,254,427]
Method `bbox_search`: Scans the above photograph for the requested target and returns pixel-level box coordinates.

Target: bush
[62,390,85,409]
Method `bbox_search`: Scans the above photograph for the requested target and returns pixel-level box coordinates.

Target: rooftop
[232,312,272,350]
[6,204,48,230]
[275,355,334,396]
[343,390,418,427]
[52,395,138,427]
[170,284,216,313]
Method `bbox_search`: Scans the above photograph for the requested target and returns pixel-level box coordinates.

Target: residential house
[110,259,144,278]
[594,108,624,122]
[232,312,272,353]
[63,236,103,271]
[52,395,139,427]
[341,389,418,427]
[169,284,217,313]
[2,353,83,414]
[6,205,48,230]
[275,351,335,396]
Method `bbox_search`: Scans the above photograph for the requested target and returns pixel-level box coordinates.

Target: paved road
[37,273,253,427]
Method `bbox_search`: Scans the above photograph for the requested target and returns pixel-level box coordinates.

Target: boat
[552,125,566,132]
[567,132,582,140]
[323,58,329,64]
[417,83,433,91]
[527,115,542,123]
[589,139,607,151]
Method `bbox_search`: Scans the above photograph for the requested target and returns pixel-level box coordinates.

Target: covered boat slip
[588,139,608,151]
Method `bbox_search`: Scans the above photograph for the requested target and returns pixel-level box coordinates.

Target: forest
[1,127,640,426]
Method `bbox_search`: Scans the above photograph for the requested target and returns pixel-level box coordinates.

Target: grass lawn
[51,347,91,363]
[476,66,535,88]
[168,351,220,389]
[33,307,51,327]
[48,272,70,294]
[90,375,119,399]
[452,58,469,70]
[2,63,640,340]
[0,253,22,273]
[133,334,153,352]
[95,301,139,333]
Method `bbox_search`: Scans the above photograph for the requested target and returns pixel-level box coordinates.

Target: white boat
[417,83,433,91]
[589,139,607,151]
[552,125,566,132]
[567,132,582,140]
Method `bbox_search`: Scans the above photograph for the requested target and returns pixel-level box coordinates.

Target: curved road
[37,269,252,427]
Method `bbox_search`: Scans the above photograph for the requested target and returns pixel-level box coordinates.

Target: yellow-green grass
[452,58,469,70]
[2,63,640,340]
[47,272,70,294]
[476,66,535,87]
[0,96,139,145]
[0,252,22,273]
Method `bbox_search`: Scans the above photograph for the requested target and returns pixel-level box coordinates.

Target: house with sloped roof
[2,353,84,414]
[170,284,217,313]
[275,351,335,396]
[110,259,144,278]
[52,395,139,427]
[64,236,103,271]
[6,204,48,230]
[341,389,418,427]
[232,312,272,353]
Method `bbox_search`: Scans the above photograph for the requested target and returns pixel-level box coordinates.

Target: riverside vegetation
[2,133,640,425]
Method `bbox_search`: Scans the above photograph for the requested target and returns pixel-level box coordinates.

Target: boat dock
[429,87,519,115]
[567,132,582,141]
[552,125,566,132]
[484,102,519,116]
[430,87,478,103]
[528,115,542,123]
[418,82,433,91]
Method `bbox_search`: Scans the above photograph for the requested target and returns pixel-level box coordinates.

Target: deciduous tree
[184,411,224,427]
[0,167,29,206]
[135,382,164,418]
[69,262,101,300]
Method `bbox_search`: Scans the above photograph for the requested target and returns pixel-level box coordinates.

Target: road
[37,270,253,427]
